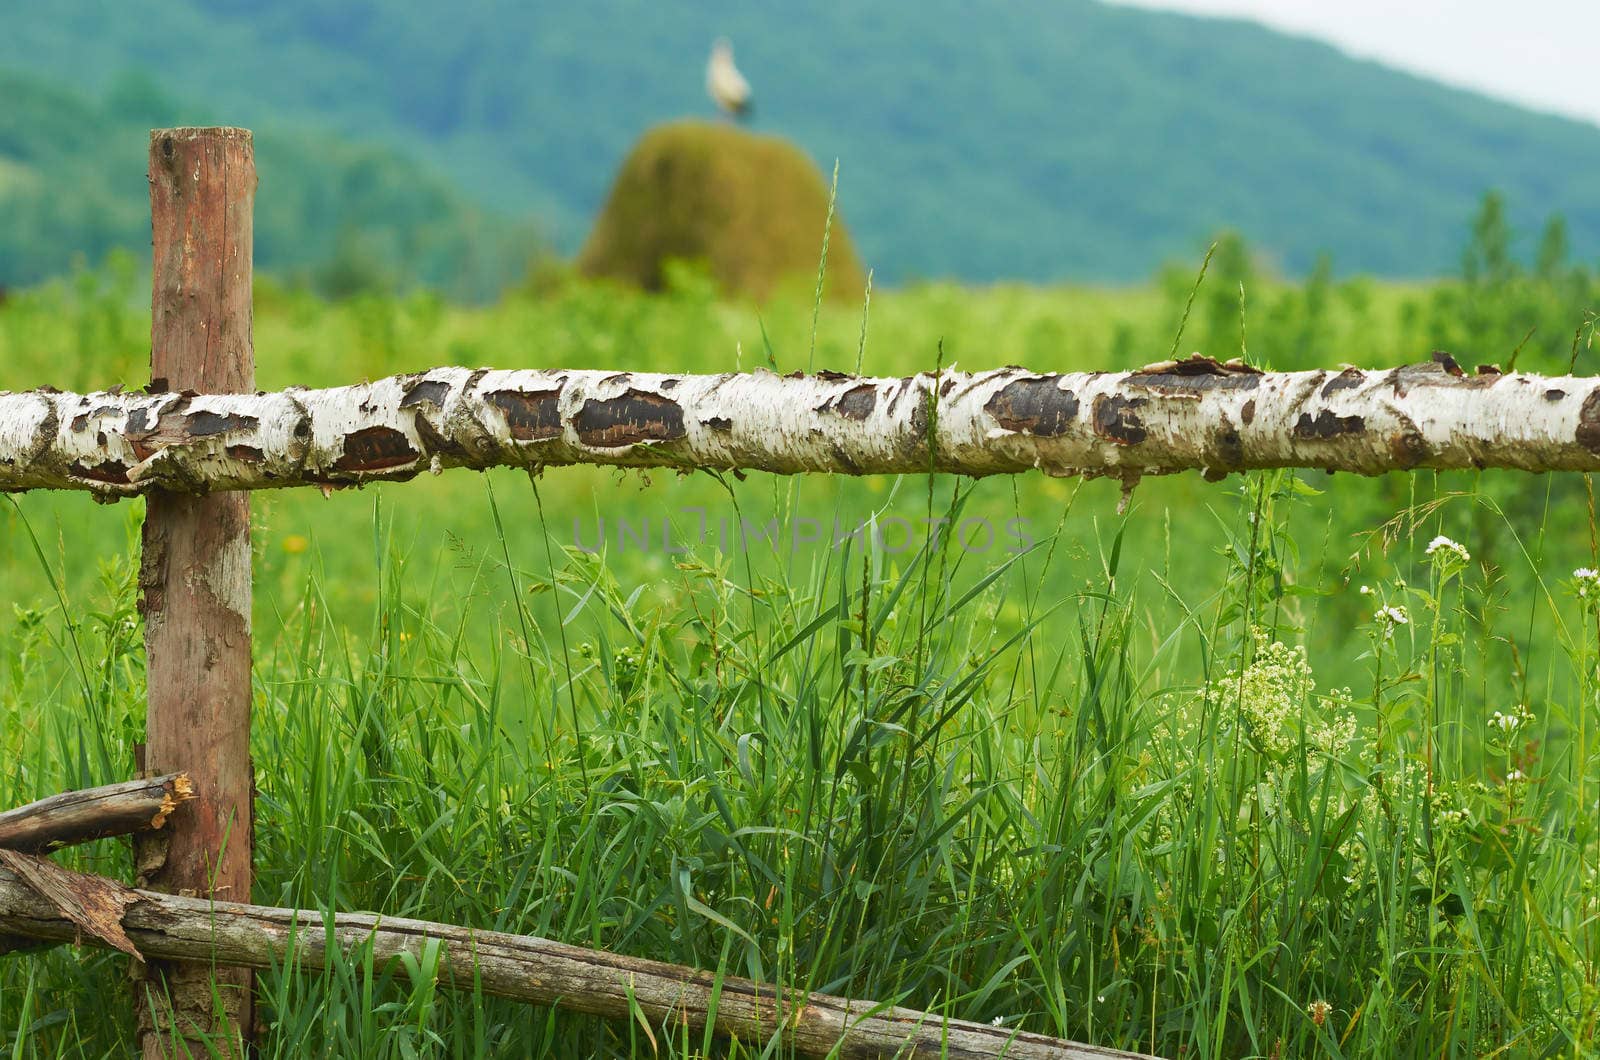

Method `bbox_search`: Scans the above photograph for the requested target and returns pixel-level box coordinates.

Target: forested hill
[4,0,1600,286]
[0,71,532,296]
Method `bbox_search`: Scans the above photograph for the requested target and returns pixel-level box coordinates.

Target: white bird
[706,37,752,120]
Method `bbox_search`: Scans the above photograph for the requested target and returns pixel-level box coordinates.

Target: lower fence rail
[0,780,1149,1060]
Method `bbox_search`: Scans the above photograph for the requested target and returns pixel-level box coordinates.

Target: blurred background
[3,0,1598,300]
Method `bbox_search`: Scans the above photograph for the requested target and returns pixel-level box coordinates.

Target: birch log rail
[0,863,1147,1060]
[4,356,1600,498]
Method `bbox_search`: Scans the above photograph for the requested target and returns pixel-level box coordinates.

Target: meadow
[4,205,1600,1056]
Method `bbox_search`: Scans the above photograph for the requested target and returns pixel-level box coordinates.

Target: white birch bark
[2,356,1597,498]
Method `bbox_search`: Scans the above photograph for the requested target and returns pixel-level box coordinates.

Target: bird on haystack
[706,37,752,120]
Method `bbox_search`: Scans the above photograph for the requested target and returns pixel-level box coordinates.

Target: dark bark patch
[69,460,130,485]
[400,379,451,408]
[887,376,918,415]
[815,370,850,382]
[575,390,687,448]
[1242,399,1257,425]
[225,445,265,464]
[1478,364,1502,376]
[1129,356,1261,392]
[1093,394,1147,445]
[1432,351,1464,377]
[1294,411,1366,439]
[412,414,467,458]
[1391,360,1499,395]
[1578,391,1600,455]
[126,406,156,433]
[186,411,257,437]
[704,416,733,432]
[1545,389,1567,402]
[985,377,1078,436]
[70,405,121,432]
[488,389,564,441]
[830,384,878,421]
[660,377,680,390]
[1389,431,1430,469]
[1320,369,1363,397]
[830,443,863,474]
[1213,422,1244,468]
[333,427,418,472]
[600,373,632,386]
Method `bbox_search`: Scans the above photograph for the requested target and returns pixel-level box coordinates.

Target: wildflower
[1505,769,1527,784]
[1573,568,1600,601]
[991,1016,1004,1027]
[1358,585,1373,595]
[1425,535,1470,564]
[1308,999,1333,1027]
[1435,806,1470,828]
[1490,706,1533,736]
[1203,631,1316,758]
[1488,705,1535,750]
[1374,605,1409,637]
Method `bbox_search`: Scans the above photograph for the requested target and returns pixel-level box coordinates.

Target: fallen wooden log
[0,863,1150,1059]
[4,357,1600,498]
[0,774,194,853]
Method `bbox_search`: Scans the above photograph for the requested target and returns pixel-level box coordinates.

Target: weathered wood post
[135,127,256,1058]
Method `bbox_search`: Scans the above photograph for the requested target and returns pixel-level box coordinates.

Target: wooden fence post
[135,127,256,1058]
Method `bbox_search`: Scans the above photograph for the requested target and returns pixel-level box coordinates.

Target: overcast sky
[1105,0,1600,128]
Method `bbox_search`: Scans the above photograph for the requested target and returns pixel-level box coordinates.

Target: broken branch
[0,774,194,853]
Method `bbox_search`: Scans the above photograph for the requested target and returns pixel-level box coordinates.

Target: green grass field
[4,221,1600,1056]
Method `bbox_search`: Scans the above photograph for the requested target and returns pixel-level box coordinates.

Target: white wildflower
[1573,568,1600,601]
[1358,585,1373,595]
[1374,605,1409,637]
[1425,535,1469,562]
[1489,705,1535,743]
[1203,630,1316,758]
[1505,769,1527,784]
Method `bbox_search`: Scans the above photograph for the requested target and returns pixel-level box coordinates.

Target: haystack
[578,121,866,301]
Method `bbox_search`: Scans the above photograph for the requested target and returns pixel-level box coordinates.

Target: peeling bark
[0,851,141,957]
[0,865,1145,1059]
[5,357,1598,496]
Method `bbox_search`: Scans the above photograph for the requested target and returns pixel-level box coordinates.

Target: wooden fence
[0,126,1595,1058]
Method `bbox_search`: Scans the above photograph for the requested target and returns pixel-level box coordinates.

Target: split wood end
[149,774,195,831]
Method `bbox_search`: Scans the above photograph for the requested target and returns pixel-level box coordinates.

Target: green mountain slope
[4,0,1599,283]
[0,71,532,295]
